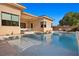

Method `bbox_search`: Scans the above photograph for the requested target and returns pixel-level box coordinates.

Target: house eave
[5,3,26,10]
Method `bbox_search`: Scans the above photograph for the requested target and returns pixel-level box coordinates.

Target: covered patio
[21,12,39,34]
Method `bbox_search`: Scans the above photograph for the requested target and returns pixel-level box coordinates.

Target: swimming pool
[21,32,78,56]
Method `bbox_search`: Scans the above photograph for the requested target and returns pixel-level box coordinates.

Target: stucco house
[0,3,25,35]
[0,3,53,36]
[21,12,53,33]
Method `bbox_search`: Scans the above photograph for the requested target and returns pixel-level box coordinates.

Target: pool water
[21,32,78,56]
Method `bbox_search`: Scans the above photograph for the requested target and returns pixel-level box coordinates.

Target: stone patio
[0,40,17,56]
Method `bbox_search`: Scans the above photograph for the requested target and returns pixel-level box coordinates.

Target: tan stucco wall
[0,26,20,35]
[27,18,52,33]
[28,19,44,32]
[53,26,72,31]
[43,19,52,32]
[21,14,53,33]
[0,4,21,35]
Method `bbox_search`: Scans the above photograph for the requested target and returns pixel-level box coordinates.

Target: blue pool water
[21,32,78,56]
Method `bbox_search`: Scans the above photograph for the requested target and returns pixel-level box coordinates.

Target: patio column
[0,12,1,26]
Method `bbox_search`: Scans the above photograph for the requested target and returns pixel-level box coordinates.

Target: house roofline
[22,12,38,17]
[22,12,53,21]
[39,16,53,21]
[5,3,26,10]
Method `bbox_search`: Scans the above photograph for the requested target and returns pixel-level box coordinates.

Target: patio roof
[21,12,38,21]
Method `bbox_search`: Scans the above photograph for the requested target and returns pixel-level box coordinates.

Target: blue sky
[21,3,79,26]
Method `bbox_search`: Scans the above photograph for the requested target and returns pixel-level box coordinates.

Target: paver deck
[0,40,17,56]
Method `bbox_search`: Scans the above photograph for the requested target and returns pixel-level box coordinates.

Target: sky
[21,3,79,26]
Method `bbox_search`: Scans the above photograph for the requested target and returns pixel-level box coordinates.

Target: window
[40,21,46,28]
[40,22,43,28]
[2,13,11,20]
[12,21,19,26]
[20,23,26,28]
[12,15,19,26]
[2,20,11,26]
[1,12,19,26]
[12,15,19,21]
[31,23,33,28]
